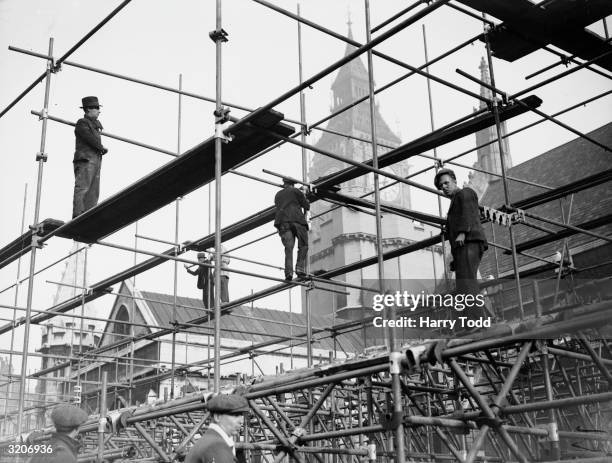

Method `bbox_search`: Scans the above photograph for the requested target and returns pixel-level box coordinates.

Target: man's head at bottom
[207,394,249,436]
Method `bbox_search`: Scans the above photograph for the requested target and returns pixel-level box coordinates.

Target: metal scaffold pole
[296,3,313,369]
[212,0,225,393]
[365,2,405,461]
[170,73,183,399]
[482,17,524,317]
[422,24,449,285]
[16,37,54,435]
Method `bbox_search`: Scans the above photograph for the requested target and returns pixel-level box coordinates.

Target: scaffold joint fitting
[389,351,402,374]
[209,28,229,43]
[380,410,403,430]
[30,235,44,250]
[35,152,48,162]
[547,421,559,441]
[214,107,231,123]
[474,415,504,428]
[215,123,233,143]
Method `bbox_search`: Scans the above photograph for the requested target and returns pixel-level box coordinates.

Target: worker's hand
[101,147,109,155]
[184,264,189,269]
[455,232,465,247]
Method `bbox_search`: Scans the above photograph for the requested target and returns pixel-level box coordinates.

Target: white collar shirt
[209,423,235,455]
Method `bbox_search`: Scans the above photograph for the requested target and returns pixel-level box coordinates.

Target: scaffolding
[0,0,611,462]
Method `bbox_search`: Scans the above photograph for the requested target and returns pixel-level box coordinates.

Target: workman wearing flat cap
[435,168,487,296]
[185,394,249,463]
[274,178,310,281]
[185,252,214,308]
[72,96,108,218]
[27,403,88,463]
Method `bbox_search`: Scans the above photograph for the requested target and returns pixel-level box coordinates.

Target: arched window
[114,305,130,338]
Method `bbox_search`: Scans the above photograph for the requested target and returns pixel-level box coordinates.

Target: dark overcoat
[445,187,487,253]
[74,116,104,162]
[184,428,236,463]
[274,186,309,228]
[26,433,80,463]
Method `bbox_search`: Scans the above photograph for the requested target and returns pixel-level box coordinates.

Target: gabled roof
[139,290,364,353]
[479,122,612,277]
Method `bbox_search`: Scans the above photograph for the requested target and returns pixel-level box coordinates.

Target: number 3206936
[6,444,53,454]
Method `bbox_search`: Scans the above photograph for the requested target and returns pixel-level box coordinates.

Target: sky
[0,0,610,379]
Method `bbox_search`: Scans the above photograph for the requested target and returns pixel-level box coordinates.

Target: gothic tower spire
[468,56,513,197]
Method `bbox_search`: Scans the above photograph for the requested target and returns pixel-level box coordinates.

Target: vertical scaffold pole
[4,184,27,435]
[483,17,524,316]
[129,221,138,405]
[422,24,448,284]
[363,0,391,348]
[170,73,183,399]
[365,3,405,462]
[17,37,54,435]
[541,345,561,459]
[97,371,108,463]
[296,2,313,369]
[212,0,225,393]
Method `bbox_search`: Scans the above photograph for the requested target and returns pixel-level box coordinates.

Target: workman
[184,394,249,463]
[274,178,310,281]
[211,245,231,303]
[27,403,88,463]
[435,168,488,296]
[72,96,108,218]
[185,252,214,308]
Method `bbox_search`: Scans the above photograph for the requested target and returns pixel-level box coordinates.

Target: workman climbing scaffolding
[274,178,310,281]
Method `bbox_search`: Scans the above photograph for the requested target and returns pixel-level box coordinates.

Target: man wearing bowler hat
[434,168,487,296]
[27,403,88,463]
[185,394,249,463]
[274,177,310,281]
[72,96,108,218]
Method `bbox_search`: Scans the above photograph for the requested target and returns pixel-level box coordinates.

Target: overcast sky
[0,1,610,376]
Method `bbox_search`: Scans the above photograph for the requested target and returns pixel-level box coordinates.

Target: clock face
[379,167,401,203]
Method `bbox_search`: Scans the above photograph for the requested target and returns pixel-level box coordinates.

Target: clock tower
[306,24,444,326]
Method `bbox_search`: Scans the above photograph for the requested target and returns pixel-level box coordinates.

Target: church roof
[138,290,364,353]
[479,122,612,276]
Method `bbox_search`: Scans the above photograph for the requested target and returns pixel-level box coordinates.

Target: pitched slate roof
[140,291,364,353]
[479,122,612,277]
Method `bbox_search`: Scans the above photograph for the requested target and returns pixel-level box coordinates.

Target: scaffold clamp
[215,123,233,143]
[380,410,403,430]
[209,28,229,43]
[291,426,306,438]
[214,107,231,123]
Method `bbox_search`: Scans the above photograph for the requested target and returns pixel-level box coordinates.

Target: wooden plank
[53,110,294,243]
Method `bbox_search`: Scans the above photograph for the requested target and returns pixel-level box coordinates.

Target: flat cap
[282,177,296,185]
[51,404,88,432]
[433,168,456,189]
[197,252,207,258]
[206,394,249,414]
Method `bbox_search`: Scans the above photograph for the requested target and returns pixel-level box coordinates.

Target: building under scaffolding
[0,0,611,462]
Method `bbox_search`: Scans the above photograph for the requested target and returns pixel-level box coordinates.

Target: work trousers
[73,156,101,218]
[202,275,214,309]
[220,275,229,303]
[278,222,308,278]
[453,241,485,296]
